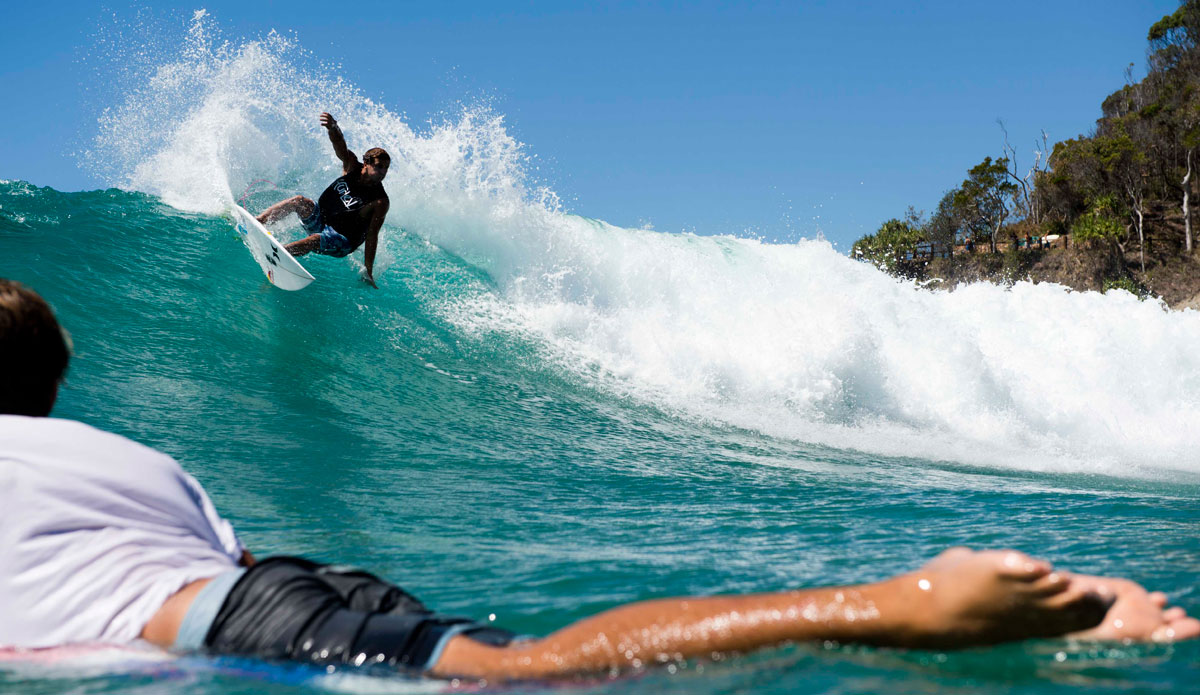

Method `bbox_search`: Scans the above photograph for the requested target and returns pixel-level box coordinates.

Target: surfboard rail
[230,204,315,291]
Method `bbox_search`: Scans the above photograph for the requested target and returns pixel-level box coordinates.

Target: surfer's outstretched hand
[361,272,378,289]
[320,112,338,130]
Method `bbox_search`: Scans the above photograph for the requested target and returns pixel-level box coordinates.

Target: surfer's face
[361,160,388,184]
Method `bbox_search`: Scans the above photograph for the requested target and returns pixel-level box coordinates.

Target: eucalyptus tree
[999,121,1050,228]
[953,157,1018,253]
[926,190,961,253]
[1071,194,1129,259]
[1146,1,1200,251]
[1113,135,1151,273]
[1048,130,1154,269]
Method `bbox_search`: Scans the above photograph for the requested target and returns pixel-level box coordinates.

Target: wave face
[4,11,1200,695]
[83,13,1200,480]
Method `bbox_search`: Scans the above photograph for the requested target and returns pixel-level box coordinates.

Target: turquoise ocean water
[2,18,1200,695]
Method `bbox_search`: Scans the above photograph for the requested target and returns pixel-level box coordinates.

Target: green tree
[1143,3,1200,252]
[1036,139,1093,235]
[1038,3,1200,256]
[1095,128,1151,271]
[1071,194,1129,260]
[953,157,1018,253]
[1044,131,1146,270]
[1148,1,1200,73]
[926,189,961,253]
[851,218,926,273]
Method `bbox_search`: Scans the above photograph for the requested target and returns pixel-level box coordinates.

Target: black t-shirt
[316,173,387,249]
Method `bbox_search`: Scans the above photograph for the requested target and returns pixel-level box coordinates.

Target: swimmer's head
[0,279,70,417]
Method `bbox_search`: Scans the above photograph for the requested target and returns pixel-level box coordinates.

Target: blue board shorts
[301,202,354,258]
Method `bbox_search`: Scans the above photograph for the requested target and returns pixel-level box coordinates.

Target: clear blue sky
[0,1,1183,251]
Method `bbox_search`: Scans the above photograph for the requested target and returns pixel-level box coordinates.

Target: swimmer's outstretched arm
[430,548,1198,682]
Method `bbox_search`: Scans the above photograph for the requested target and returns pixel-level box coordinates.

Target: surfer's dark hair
[0,279,70,417]
[363,148,390,167]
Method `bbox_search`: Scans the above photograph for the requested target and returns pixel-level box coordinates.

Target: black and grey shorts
[190,557,517,672]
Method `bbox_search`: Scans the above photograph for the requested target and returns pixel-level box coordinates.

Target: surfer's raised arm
[320,112,360,174]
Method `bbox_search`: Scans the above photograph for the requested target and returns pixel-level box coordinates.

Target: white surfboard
[231,204,315,291]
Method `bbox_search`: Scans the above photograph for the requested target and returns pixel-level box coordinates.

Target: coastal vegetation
[853,0,1200,308]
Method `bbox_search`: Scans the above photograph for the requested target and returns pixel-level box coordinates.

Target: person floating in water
[256,112,390,289]
[1,279,1197,682]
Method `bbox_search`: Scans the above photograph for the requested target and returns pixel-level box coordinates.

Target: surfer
[256,112,390,289]
[1,279,1197,681]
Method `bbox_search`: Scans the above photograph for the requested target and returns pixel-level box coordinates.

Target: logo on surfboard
[231,204,315,291]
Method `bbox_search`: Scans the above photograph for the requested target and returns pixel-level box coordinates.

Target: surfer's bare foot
[888,548,1111,648]
[1066,575,1200,643]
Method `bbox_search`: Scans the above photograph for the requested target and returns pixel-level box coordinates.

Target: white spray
[91,12,1200,479]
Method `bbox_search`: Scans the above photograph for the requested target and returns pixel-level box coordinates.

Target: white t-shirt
[0,416,245,647]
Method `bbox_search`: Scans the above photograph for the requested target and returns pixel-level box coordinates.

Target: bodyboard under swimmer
[0,643,401,689]
[231,204,315,291]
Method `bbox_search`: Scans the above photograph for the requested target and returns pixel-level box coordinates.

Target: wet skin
[428,547,1198,681]
[140,547,1197,680]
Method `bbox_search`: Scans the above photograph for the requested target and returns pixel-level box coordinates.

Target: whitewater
[84,14,1200,480]
[2,11,1198,695]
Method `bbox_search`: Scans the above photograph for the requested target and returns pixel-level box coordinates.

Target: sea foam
[91,12,1200,479]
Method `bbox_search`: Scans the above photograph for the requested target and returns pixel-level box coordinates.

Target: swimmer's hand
[319,112,338,131]
[891,548,1112,648]
[1066,575,1200,643]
